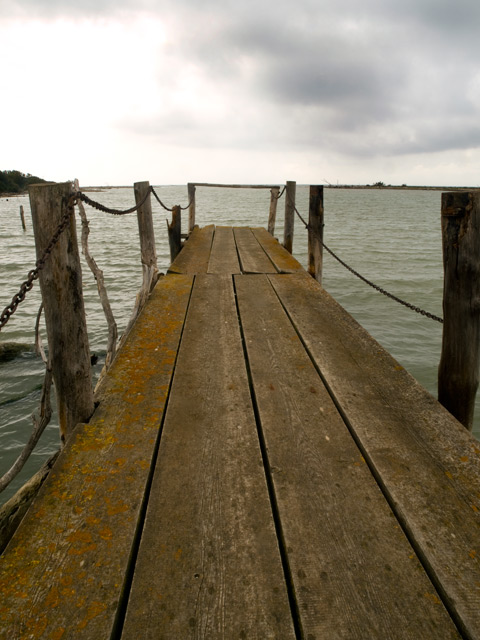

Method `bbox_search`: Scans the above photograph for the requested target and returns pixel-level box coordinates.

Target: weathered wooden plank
[0,275,193,639]
[235,274,460,639]
[29,182,94,441]
[168,224,214,274]
[270,272,480,639]
[122,274,295,640]
[251,227,304,273]
[233,227,277,273]
[207,226,241,274]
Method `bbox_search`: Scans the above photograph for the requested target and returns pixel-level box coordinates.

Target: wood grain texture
[251,227,304,273]
[168,225,214,274]
[438,191,480,429]
[235,274,460,640]
[283,181,296,254]
[233,227,277,273]
[122,274,295,640]
[207,226,241,274]
[0,275,193,639]
[270,272,480,639]
[29,182,94,440]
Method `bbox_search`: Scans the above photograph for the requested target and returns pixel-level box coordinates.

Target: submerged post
[308,185,324,284]
[284,181,296,253]
[29,182,94,442]
[187,183,196,232]
[134,181,158,294]
[438,191,480,430]
[167,205,182,262]
[19,205,26,231]
[268,187,279,235]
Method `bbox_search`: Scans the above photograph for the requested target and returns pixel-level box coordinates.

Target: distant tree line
[0,170,47,195]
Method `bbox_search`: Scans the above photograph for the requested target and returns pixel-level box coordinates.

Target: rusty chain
[74,189,153,215]
[287,192,442,323]
[150,187,193,212]
[321,235,443,323]
[0,195,74,331]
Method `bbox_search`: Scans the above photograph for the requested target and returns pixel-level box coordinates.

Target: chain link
[74,189,152,215]
[0,196,74,331]
[150,187,194,212]
[321,239,443,323]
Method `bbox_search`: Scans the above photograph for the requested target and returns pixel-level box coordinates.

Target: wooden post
[187,183,196,232]
[29,182,94,442]
[19,205,26,231]
[283,181,296,254]
[268,187,279,235]
[308,185,324,284]
[167,205,182,262]
[438,191,480,430]
[134,181,158,293]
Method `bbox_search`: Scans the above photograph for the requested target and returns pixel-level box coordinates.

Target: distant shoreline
[1,184,478,199]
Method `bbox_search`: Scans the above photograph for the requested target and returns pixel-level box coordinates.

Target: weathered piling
[134,180,159,294]
[29,182,94,441]
[268,187,279,235]
[438,190,480,430]
[307,185,324,284]
[168,205,182,262]
[283,181,296,254]
[19,205,26,231]
[187,183,196,232]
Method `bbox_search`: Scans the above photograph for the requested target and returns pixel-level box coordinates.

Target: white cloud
[1,0,480,185]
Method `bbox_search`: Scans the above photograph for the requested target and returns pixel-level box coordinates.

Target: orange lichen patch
[26,614,48,635]
[461,456,470,463]
[174,548,183,562]
[424,592,441,605]
[471,504,479,513]
[51,628,66,640]
[45,586,60,608]
[76,601,108,630]
[105,499,129,516]
[445,470,453,479]
[469,550,477,560]
[99,526,113,541]
[67,531,97,556]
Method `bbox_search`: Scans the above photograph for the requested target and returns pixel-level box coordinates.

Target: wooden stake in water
[28,182,94,442]
[19,205,26,231]
[168,205,182,262]
[308,185,324,284]
[187,183,196,232]
[268,187,279,236]
[284,181,296,254]
[438,190,480,430]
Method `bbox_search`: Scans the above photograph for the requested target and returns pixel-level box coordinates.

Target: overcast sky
[2,0,480,186]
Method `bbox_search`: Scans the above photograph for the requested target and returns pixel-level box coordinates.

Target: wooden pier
[1,224,480,639]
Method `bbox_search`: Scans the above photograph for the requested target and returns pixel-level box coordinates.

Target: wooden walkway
[1,225,480,639]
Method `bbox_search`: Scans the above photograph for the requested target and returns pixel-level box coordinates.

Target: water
[1,185,478,506]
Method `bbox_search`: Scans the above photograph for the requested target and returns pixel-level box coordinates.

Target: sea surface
[1,185,478,506]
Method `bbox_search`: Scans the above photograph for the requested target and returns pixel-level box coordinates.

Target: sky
[2,0,480,187]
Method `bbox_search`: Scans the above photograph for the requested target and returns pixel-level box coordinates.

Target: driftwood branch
[74,179,118,380]
[0,361,53,494]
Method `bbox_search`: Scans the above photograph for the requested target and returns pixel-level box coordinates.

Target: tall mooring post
[268,187,280,236]
[29,182,94,442]
[283,181,296,254]
[187,183,196,232]
[134,180,159,295]
[438,190,480,430]
[308,185,324,284]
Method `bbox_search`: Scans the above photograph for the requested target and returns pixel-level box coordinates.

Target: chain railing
[288,194,443,324]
